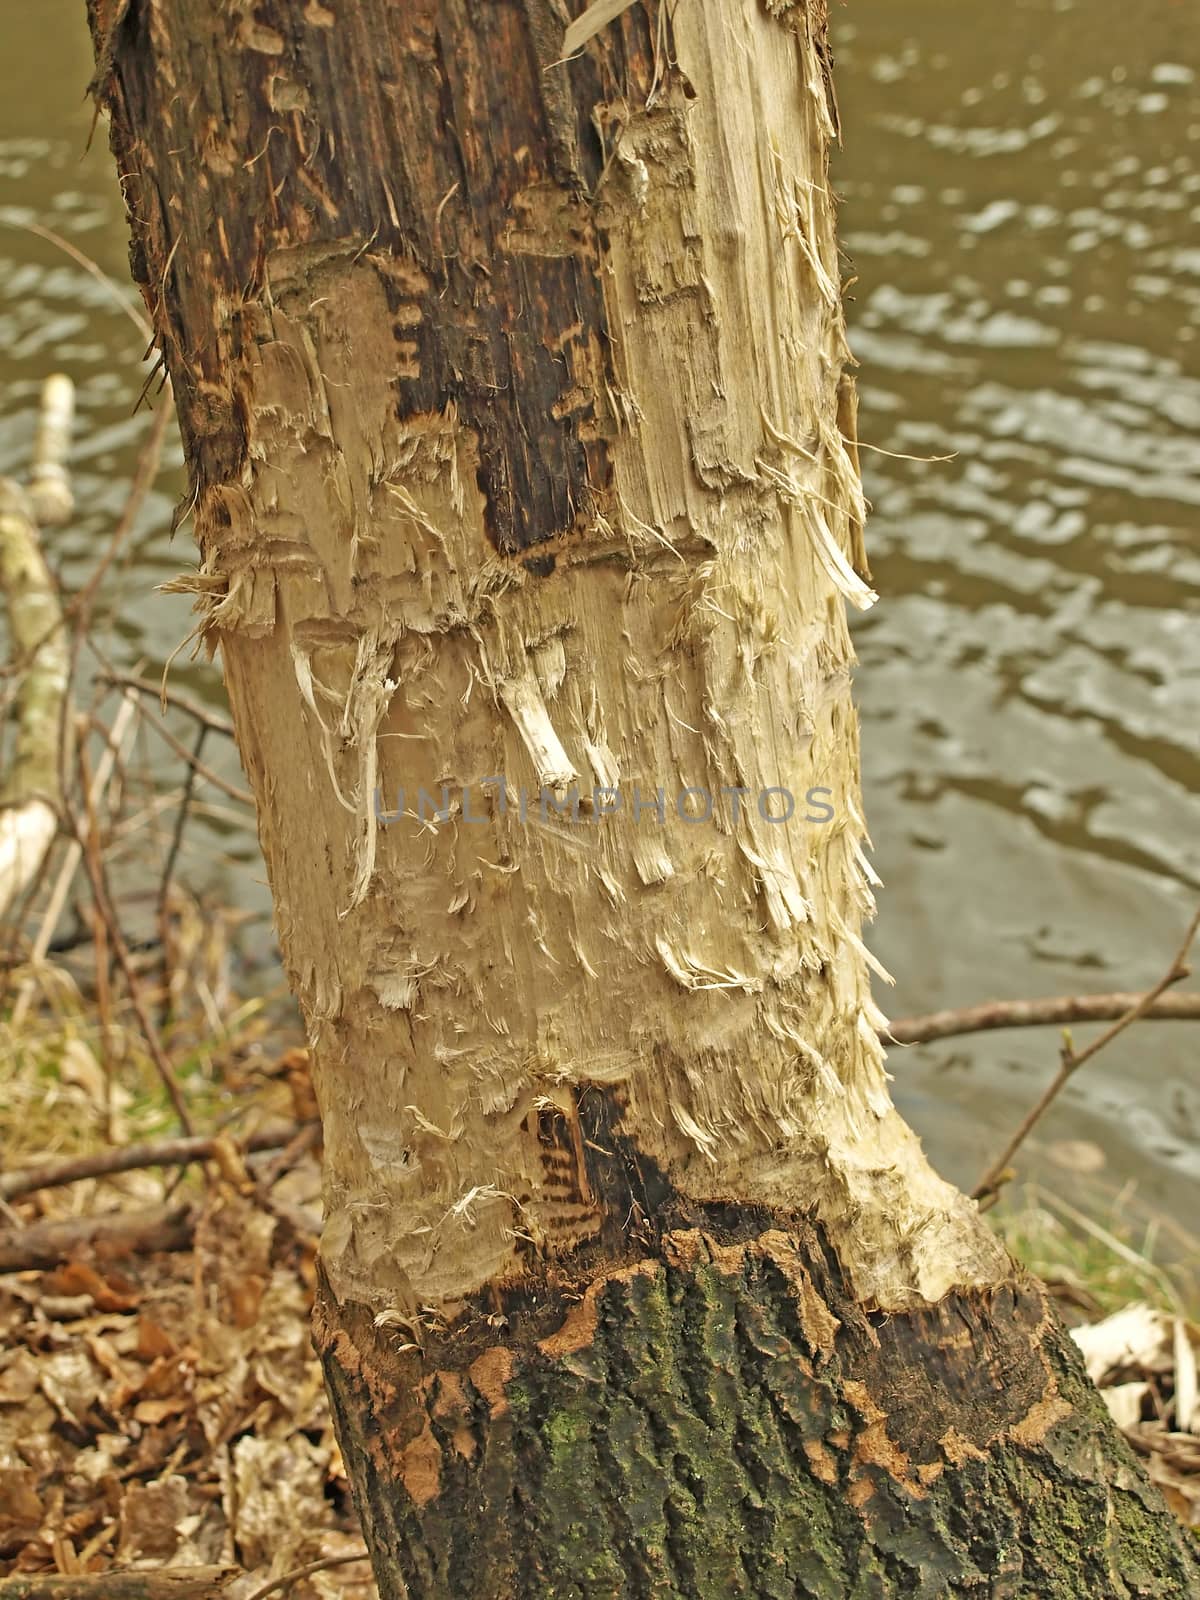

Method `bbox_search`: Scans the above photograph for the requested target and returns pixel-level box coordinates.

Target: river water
[1,3,1197,1233]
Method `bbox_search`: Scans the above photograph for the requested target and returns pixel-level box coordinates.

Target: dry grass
[995,1181,1199,1322]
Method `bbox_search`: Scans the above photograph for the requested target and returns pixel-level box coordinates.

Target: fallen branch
[0,1570,239,1600]
[0,1121,314,1203]
[0,1556,369,1600]
[0,1205,196,1273]
[972,907,1200,1204]
[884,990,1200,1047]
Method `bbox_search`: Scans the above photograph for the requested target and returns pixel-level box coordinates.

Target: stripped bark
[84,0,1198,1594]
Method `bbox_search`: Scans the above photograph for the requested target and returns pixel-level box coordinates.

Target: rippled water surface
[2,2,1197,1222]
[833,0,1199,1213]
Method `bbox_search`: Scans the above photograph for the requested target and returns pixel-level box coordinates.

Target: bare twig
[59,398,171,801]
[67,400,171,644]
[102,671,235,738]
[972,907,1200,1204]
[0,1555,368,1600]
[77,733,120,1131]
[66,794,196,1135]
[6,394,169,1015]
[241,1551,371,1600]
[11,220,153,342]
[246,1122,324,1245]
[158,722,209,1005]
[0,1121,314,1202]
[884,990,1200,1047]
[254,1121,323,1191]
[8,691,138,1029]
[130,703,253,806]
[88,897,118,1139]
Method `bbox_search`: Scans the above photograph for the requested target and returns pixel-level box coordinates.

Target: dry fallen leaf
[1101,1380,1151,1432]
[0,1467,43,1544]
[133,1395,191,1426]
[118,1474,190,1561]
[1069,1304,1200,1530]
[1173,1316,1199,1434]
[48,1260,139,1313]
[232,1434,327,1571]
[136,1315,177,1361]
[1071,1303,1171,1384]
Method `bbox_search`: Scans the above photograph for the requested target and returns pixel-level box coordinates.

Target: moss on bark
[316,1212,1199,1599]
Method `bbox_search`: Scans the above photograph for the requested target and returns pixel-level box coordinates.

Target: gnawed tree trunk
[86,0,1198,1594]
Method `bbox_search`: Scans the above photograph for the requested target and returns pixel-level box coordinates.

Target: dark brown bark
[87,0,659,560]
[315,1207,1199,1599]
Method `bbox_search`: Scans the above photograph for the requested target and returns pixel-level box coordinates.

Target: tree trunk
[85,0,1198,1594]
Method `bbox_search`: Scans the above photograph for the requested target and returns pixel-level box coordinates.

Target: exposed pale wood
[562,0,641,57]
[86,0,997,1322]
